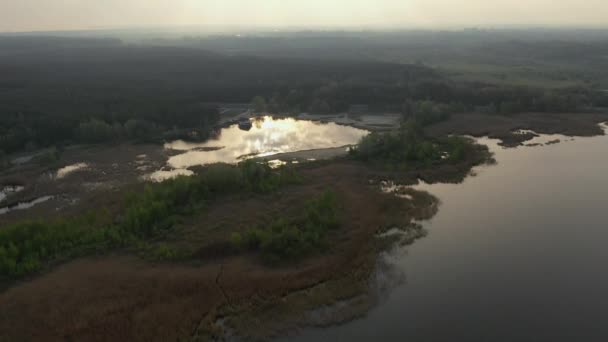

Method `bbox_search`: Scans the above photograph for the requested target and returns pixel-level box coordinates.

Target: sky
[1,0,607,32]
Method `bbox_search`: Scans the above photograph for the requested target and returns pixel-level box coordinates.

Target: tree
[251,96,267,113]
[76,119,114,143]
[124,119,159,141]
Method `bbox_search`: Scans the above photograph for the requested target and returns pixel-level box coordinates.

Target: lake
[287,125,608,341]
[149,116,368,181]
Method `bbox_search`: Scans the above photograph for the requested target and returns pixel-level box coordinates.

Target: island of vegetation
[0,32,607,341]
[0,115,494,340]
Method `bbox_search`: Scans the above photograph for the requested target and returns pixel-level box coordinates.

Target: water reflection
[267,159,288,169]
[152,116,368,181]
[0,196,54,215]
[55,163,89,179]
[523,132,572,146]
[380,181,415,200]
[289,124,608,341]
[0,185,24,203]
[166,116,368,169]
[146,169,194,182]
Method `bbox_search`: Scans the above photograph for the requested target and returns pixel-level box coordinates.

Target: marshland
[1,24,608,342]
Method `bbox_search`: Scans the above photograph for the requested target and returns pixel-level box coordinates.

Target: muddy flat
[426,112,608,146]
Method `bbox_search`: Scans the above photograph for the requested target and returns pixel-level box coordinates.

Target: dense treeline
[164,30,608,86]
[158,31,608,114]
[165,30,608,62]
[0,37,436,154]
[443,84,603,114]
[1,36,606,154]
[261,83,603,116]
[0,161,298,279]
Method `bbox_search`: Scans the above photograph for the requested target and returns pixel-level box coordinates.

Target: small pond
[0,196,54,215]
[149,116,368,181]
[55,163,89,179]
[0,185,24,203]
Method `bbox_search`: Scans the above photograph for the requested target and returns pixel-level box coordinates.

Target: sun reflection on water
[163,116,368,170]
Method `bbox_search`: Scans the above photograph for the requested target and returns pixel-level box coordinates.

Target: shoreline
[0,140,491,341]
[0,161,442,341]
[426,112,608,147]
[0,114,606,340]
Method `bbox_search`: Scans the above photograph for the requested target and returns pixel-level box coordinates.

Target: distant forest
[0,34,607,154]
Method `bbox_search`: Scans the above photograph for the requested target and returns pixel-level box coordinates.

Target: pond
[0,185,24,203]
[287,125,608,341]
[0,196,55,215]
[55,163,89,179]
[149,116,368,181]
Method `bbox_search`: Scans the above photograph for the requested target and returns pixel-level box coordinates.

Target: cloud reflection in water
[165,116,369,169]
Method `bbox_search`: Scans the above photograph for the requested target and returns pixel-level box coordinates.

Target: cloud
[1,0,606,32]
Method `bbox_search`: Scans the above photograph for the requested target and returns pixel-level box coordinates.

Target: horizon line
[3,23,608,36]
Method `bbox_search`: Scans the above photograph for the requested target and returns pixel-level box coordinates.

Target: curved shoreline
[0,139,492,342]
[0,114,605,341]
[426,112,608,147]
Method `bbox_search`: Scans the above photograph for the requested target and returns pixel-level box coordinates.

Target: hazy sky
[1,0,606,32]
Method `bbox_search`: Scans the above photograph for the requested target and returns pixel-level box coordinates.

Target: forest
[1,35,607,155]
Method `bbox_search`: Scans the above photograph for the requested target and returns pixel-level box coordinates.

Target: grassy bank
[231,190,339,263]
[0,161,299,280]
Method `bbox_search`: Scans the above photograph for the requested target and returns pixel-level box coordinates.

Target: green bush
[124,119,161,141]
[145,243,182,262]
[32,147,61,165]
[76,119,115,143]
[350,120,472,169]
[445,136,467,162]
[233,191,339,262]
[0,161,299,280]
[0,218,110,278]
[401,100,453,127]
[350,120,441,166]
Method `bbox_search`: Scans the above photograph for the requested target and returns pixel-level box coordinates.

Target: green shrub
[0,219,109,278]
[124,119,161,141]
[0,161,298,280]
[76,119,115,143]
[32,147,61,165]
[230,232,244,249]
[148,244,180,261]
[445,136,467,162]
[350,120,473,168]
[233,191,339,262]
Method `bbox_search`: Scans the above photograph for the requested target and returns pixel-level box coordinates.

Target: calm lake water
[288,125,608,341]
[149,116,368,181]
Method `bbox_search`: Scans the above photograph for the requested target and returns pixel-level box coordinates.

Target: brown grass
[426,112,608,147]
[0,161,433,341]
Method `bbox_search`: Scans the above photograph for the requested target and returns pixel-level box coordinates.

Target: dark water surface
[288,127,608,341]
